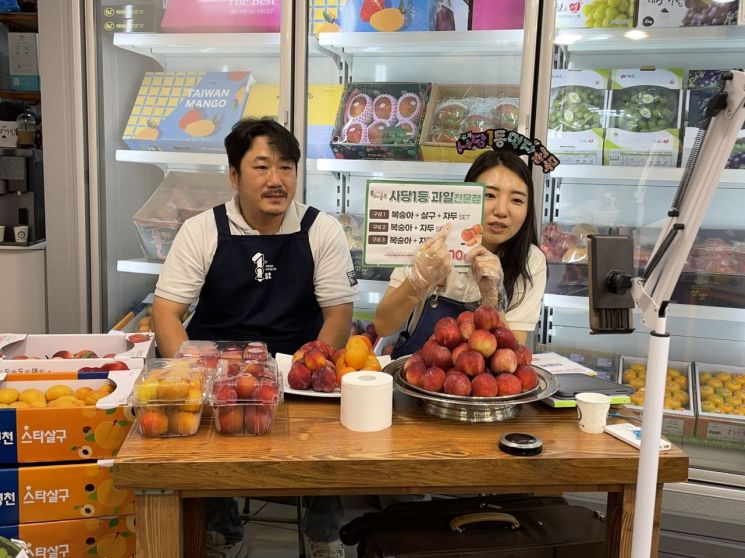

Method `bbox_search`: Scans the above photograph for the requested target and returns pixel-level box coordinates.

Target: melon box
[420,84,520,163]
[547,69,609,166]
[0,515,135,558]
[0,461,133,525]
[122,71,255,153]
[604,68,684,167]
[0,369,137,464]
[693,362,745,449]
[331,82,431,161]
[618,355,695,439]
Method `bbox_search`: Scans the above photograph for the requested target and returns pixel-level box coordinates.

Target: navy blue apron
[186,204,324,356]
[391,294,477,359]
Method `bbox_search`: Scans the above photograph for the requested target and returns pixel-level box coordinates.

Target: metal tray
[384,356,560,422]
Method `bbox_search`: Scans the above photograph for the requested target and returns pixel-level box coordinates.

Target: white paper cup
[13,225,29,243]
[576,392,611,434]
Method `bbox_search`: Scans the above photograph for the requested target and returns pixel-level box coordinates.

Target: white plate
[277,352,392,399]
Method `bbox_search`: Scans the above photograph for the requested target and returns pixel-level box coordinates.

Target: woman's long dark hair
[465,151,539,311]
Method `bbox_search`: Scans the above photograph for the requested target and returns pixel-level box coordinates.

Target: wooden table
[113,394,688,557]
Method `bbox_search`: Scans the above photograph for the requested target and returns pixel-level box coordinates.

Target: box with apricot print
[693,363,745,449]
[0,461,133,525]
[0,515,135,558]
[0,370,137,464]
[129,359,208,438]
[331,82,431,160]
[122,71,255,153]
[618,356,694,439]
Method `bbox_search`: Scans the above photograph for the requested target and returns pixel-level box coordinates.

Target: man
[152,117,357,558]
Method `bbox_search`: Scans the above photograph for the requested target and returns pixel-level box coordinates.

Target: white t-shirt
[389,244,547,333]
[155,195,358,308]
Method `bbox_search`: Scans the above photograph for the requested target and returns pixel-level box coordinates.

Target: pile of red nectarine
[401,305,538,398]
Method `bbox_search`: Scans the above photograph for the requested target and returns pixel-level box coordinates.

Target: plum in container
[129,358,207,438]
[177,339,271,368]
[209,359,283,436]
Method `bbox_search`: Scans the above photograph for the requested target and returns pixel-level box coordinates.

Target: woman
[375,151,546,356]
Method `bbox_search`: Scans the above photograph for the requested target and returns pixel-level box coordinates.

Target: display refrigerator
[37,0,745,554]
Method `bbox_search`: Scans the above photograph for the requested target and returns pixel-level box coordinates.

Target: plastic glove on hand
[467,245,505,309]
[406,223,453,297]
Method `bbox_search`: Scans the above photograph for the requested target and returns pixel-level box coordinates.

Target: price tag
[363,180,485,268]
[706,420,745,443]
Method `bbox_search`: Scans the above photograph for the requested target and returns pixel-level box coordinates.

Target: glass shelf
[550,165,745,187]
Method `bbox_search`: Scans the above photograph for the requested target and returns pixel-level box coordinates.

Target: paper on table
[532,352,598,376]
[604,423,672,451]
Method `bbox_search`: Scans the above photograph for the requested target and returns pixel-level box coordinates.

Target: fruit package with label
[161,0,280,32]
[129,358,209,438]
[122,71,255,152]
[331,214,392,281]
[0,462,133,526]
[547,69,609,166]
[331,82,431,160]
[0,369,136,464]
[133,171,234,262]
[618,356,695,439]
[555,0,636,29]
[209,357,283,436]
[637,0,738,28]
[0,515,135,558]
[683,69,745,170]
[539,222,600,264]
[176,339,272,366]
[693,363,745,449]
[333,0,469,33]
[420,84,520,163]
[604,68,684,167]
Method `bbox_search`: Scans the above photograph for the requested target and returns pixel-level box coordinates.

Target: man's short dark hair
[224,117,301,173]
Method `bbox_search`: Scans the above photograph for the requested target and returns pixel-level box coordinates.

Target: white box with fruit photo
[0,333,154,375]
[693,362,745,449]
[604,68,684,167]
[555,0,636,29]
[419,84,520,163]
[637,0,738,28]
[618,355,694,439]
[547,69,609,166]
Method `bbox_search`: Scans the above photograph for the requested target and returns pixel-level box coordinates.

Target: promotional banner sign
[363,180,485,268]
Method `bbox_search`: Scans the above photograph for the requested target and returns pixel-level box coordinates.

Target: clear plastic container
[176,340,270,366]
[129,358,207,438]
[208,359,283,436]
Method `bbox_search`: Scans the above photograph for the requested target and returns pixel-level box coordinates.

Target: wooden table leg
[135,491,182,558]
[603,486,635,558]
[183,498,206,558]
[651,484,663,557]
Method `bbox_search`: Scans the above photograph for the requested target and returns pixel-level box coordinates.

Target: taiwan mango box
[637,0,738,28]
[0,333,154,372]
[331,82,430,161]
[335,0,469,32]
[122,71,255,153]
[0,369,138,464]
[0,462,134,526]
[693,362,745,449]
[547,69,609,166]
[0,515,135,558]
[618,355,695,439]
[556,0,636,29]
[604,68,683,167]
[419,84,520,163]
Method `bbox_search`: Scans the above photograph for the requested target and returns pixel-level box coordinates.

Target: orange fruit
[335,354,347,373]
[347,334,372,352]
[336,366,356,385]
[344,345,368,370]
[362,355,382,372]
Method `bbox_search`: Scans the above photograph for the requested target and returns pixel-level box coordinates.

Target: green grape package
[637,0,738,28]
[555,0,636,29]
[684,70,745,169]
[604,68,684,167]
[547,69,609,166]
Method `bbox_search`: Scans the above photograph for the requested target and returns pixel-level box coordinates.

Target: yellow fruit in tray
[75,387,93,400]
[673,391,690,405]
[630,363,646,372]
[0,388,19,405]
[706,378,724,389]
[701,400,716,413]
[735,406,745,416]
[672,375,688,389]
[19,389,45,406]
[184,119,216,138]
[664,397,681,411]
[84,389,109,406]
[45,384,74,402]
[715,372,732,383]
[48,396,84,408]
[706,394,725,406]
[724,380,740,392]
[622,369,636,383]
[9,401,29,409]
[156,377,190,400]
[136,378,159,403]
[700,385,714,398]
[725,396,743,407]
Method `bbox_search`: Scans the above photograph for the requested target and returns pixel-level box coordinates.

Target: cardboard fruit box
[0,515,135,557]
[122,71,255,153]
[133,171,234,262]
[0,462,134,525]
[556,0,636,29]
[693,362,745,449]
[0,369,139,464]
[637,0,738,28]
[0,333,154,372]
[618,355,695,439]
[331,82,431,161]
[420,84,520,163]
[335,0,469,32]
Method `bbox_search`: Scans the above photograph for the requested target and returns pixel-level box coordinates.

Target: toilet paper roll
[340,371,393,432]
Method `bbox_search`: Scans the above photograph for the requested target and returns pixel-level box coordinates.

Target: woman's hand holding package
[405,224,453,297]
[468,245,505,308]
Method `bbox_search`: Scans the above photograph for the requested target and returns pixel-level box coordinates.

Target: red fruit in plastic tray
[542,222,563,242]
[434,102,468,127]
[396,93,423,122]
[460,114,497,133]
[431,129,461,144]
[491,103,519,130]
[373,94,397,123]
[345,92,373,124]
[341,120,368,144]
[367,121,389,144]
[395,120,418,140]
